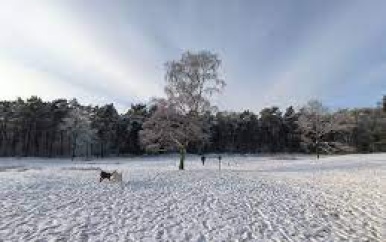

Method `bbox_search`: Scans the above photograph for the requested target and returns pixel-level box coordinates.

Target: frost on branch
[139,99,205,153]
[297,100,355,158]
[60,101,96,159]
[140,51,226,169]
[164,51,226,116]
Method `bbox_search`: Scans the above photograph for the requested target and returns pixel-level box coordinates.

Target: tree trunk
[11,130,17,157]
[316,141,320,159]
[25,129,30,157]
[0,130,6,156]
[60,130,64,156]
[86,142,89,160]
[49,131,54,157]
[179,147,186,170]
[34,130,39,157]
[71,136,76,161]
[68,133,71,158]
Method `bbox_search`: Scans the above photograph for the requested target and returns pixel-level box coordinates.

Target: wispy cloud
[0,0,385,112]
[0,0,163,110]
[261,1,386,109]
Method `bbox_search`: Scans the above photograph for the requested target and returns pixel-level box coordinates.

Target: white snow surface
[0,154,384,241]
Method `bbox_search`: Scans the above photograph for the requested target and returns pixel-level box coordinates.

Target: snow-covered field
[0,154,384,242]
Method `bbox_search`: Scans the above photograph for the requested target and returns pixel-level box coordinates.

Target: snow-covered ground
[0,154,384,241]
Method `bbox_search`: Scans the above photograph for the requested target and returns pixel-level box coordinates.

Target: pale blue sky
[0,0,385,112]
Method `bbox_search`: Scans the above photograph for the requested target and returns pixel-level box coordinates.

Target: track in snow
[0,154,384,241]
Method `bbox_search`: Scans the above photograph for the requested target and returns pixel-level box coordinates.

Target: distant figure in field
[201,156,206,166]
[218,155,222,170]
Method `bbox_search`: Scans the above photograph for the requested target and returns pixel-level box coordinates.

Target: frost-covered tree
[92,104,119,157]
[140,100,204,169]
[383,95,386,112]
[283,106,301,153]
[125,104,149,154]
[61,101,96,160]
[2,95,386,157]
[164,51,226,115]
[140,51,226,170]
[298,100,354,159]
[259,107,284,152]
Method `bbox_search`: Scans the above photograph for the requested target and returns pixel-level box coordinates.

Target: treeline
[0,96,385,158]
[0,97,149,158]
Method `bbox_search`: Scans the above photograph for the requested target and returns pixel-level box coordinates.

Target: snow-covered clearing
[0,154,384,241]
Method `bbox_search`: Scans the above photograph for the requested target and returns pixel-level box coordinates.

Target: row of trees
[138,51,386,169]
[1,51,385,168]
[0,97,151,159]
[0,96,385,158]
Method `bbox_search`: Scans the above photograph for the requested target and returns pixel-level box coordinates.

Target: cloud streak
[0,0,163,110]
[0,0,385,112]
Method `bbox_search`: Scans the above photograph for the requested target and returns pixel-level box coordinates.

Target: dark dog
[100,170,114,182]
